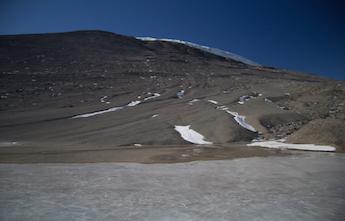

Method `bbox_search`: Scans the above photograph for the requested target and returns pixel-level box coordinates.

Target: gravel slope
[0,31,344,163]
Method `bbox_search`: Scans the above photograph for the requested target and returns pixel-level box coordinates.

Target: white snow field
[174,125,212,145]
[137,37,259,66]
[248,140,336,152]
[1,153,344,221]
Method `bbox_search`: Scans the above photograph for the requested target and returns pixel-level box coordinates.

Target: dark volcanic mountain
[0,30,344,163]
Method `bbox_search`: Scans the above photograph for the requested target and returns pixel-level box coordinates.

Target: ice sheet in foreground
[247,140,336,152]
[174,125,212,145]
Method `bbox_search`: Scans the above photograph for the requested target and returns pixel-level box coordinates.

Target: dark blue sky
[1,0,344,79]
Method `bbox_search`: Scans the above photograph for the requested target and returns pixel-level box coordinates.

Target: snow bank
[247,140,336,152]
[174,125,212,145]
[225,111,257,132]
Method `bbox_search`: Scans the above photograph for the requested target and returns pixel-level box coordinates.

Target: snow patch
[225,111,257,132]
[205,99,257,132]
[216,105,229,111]
[144,93,161,101]
[72,107,124,118]
[188,99,199,105]
[238,95,252,104]
[134,144,142,147]
[127,100,141,107]
[207,100,218,104]
[238,94,262,104]
[100,96,108,103]
[247,140,335,152]
[151,114,159,118]
[174,125,212,145]
[264,98,273,103]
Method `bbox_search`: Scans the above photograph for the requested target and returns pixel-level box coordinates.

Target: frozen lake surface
[1,153,345,221]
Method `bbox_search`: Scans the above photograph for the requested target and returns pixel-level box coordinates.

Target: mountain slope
[0,30,344,162]
[136,37,259,65]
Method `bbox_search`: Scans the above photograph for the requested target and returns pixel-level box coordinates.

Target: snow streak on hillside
[137,37,259,66]
[175,125,212,145]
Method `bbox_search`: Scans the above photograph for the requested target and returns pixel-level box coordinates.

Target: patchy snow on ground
[174,125,212,145]
[188,99,200,105]
[205,99,257,132]
[238,95,252,104]
[247,140,336,152]
[264,98,273,103]
[72,106,124,118]
[216,105,229,111]
[144,93,161,101]
[238,94,262,104]
[207,100,218,104]
[225,110,257,132]
[100,96,108,103]
[127,100,141,107]
[73,92,161,118]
